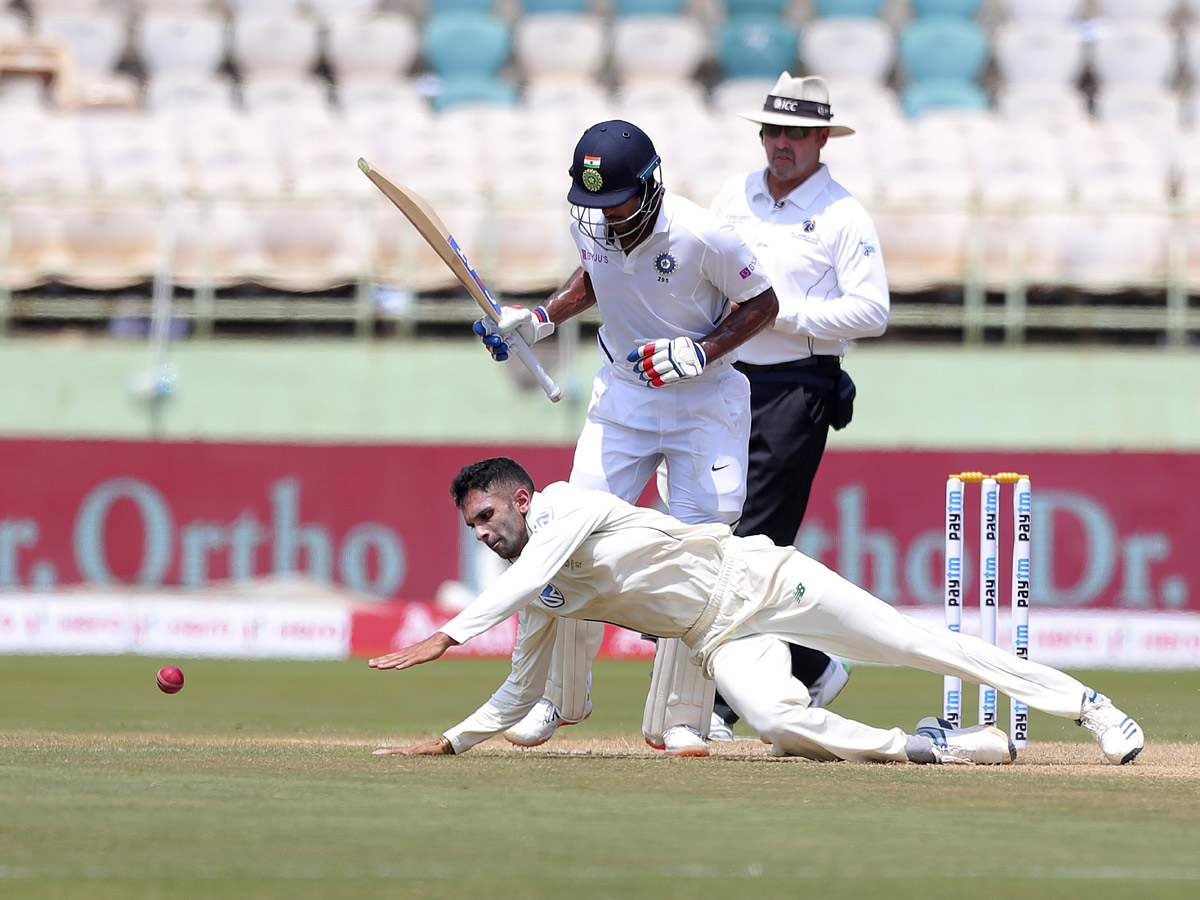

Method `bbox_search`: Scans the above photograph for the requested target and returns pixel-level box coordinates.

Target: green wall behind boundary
[2,338,1198,450]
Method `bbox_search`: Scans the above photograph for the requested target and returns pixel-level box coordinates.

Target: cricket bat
[358,158,563,403]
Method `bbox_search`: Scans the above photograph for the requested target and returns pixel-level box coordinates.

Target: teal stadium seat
[725,0,792,14]
[612,0,687,14]
[718,14,798,80]
[522,0,591,11]
[432,75,519,112]
[909,0,983,17]
[423,12,510,79]
[902,78,988,117]
[813,0,886,16]
[423,12,514,111]
[425,0,499,12]
[899,16,987,83]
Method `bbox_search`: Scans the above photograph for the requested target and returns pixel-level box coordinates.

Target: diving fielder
[370,458,1145,767]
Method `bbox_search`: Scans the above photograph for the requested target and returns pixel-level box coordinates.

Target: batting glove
[473,305,554,362]
[628,337,706,387]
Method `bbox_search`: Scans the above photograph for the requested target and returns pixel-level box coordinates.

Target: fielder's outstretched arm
[369,632,458,671]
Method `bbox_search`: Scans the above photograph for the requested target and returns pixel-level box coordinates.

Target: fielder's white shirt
[440,482,780,751]
[710,165,890,364]
[570,191,771,384]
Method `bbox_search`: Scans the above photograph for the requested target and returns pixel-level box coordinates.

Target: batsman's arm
[540,267,598,324]
[697,286,778,362]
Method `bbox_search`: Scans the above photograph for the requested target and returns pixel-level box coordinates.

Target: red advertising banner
[0,440,1196,612]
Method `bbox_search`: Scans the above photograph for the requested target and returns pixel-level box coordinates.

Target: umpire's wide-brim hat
[738,73,855,137]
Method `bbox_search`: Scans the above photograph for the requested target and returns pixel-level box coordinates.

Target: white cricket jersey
[439,482,792,751]
[710,165,890,365]
[570,191,771,384]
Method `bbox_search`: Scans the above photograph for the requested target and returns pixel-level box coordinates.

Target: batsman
[473,119,783,756]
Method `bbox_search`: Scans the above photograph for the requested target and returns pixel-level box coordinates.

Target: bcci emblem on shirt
[654,251,678,279]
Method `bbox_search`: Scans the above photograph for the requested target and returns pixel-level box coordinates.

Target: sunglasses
[761,124,817,140]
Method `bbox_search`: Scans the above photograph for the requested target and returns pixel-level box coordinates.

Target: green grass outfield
[2,655,1199,900]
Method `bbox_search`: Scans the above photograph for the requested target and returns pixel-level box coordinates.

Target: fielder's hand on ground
[628,337,706,387]
[473,305,554,361]
[373,739,453,756]
[368,632,457,671]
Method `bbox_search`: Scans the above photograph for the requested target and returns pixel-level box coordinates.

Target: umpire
[708,73,891,734]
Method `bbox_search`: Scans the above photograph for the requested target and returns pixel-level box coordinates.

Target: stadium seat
[901,78,988,118]
[58,199,161,290]
[992,0,1082,19]
[612,0,687,14]
[171,199,260,290]
[610,15,707,87]
[35,11,126,76]
[83,111,184,195]
[256,200,368,292]
[717,14,797,81]
[306,0,379,20]
[1094,84,1182,166]
[144,74,237,115]
[1089,20,1178,88]
[423,12,510,80]
[2,199,63,290]
[0,10,28,39]
[710,76,776,116]
[898,17,987,84]
[241,75,330,120]
[513,13,606,87]
[1186,24,1200,85]
[1061,126,1171,291]
[1092,0,1177,20]
[227,0,305,14]
[812,0,886,15]
[323,12,419,83]
[431,75,518,112]
[821,77,906,131]
[336,79,429,118]
[725,0,791,14]
[800,16,896,85]
[135,12,226,79]
[871,134,975,292]
[522,0,592,12]
[909,0,983,17]
[425,0,501,13]
[992,19,1085,87]
[230,13,321,79]
[994,81,1090,132]
[485,190,579,295]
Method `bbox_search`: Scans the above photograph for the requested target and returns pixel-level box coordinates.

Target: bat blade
[359,158,562,402]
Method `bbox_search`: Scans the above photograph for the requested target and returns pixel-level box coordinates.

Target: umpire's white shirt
[571,191,770,383]
[710,165,890,365]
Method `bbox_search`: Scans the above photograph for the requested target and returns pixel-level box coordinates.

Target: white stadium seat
[135,12,227,79]
[610,15,708,87]
[800,17,896,86]
[993,19,1085,88]
[323,12,419,82]
[230,13,321,79]
[1089,20,1179,88]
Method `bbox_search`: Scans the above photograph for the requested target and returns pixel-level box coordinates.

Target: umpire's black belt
[734,355,840,386]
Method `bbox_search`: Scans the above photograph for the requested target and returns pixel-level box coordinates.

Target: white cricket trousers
[708,552,1090,762]
[552,362,750,731]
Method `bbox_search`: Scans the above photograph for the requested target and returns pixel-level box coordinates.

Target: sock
[905,733,938,764]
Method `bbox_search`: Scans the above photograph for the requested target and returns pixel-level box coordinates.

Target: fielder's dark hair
[451,457,535,507]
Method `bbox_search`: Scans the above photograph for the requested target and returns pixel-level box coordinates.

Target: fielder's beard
[572,180,664,252]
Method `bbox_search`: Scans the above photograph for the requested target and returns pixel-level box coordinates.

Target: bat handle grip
[508,332,563,403]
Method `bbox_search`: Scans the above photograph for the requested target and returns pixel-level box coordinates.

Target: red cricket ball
[156,665,185,694]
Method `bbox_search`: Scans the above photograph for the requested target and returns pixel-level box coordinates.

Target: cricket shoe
[808,658,852,709]
[1076,690,1144,765]
[662,724,709,758]
[708,713,736,743]
[914,716,1016,765]
[504,698,592,747]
